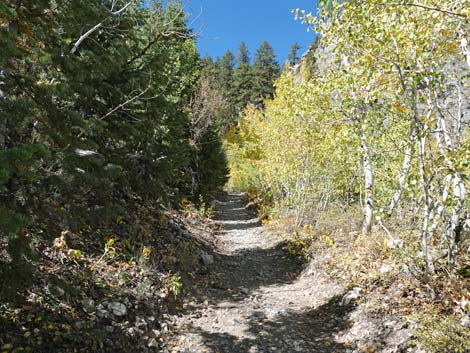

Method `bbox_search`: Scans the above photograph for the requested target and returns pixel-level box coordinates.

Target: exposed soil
[163,193,416,353]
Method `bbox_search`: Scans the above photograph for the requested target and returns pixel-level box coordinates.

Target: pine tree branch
[76,73,172,139]
[76,85,150,139]
[125,2,199,68]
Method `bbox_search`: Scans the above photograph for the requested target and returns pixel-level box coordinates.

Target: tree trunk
[0,70,4,148]
[436,112,466,267]
[0,120,5,148]
[461,37,470,70]
[417,131,431,281]
[455,82,463,142]
[388,124,416,214]
[361,128,374,236]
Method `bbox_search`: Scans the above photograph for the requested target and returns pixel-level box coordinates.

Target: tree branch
[70,1,136,55]
[70,22,103,54]
[379,1,467,18]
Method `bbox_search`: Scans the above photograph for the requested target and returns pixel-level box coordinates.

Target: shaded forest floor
[162,193,418,353]
[0,194,222,353]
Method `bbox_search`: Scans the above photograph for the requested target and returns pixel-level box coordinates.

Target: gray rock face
[135,316,147,329]
[200,252,214,266]
[108,301,127,317]
[96,303,108,318]
[240,287,250,295]
[147,338,159,348]
[379,265,392,274]
[300,35,470,134]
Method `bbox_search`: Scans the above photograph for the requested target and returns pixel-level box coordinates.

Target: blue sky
[186,1,318,64]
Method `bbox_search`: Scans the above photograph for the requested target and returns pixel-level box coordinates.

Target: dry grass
[267,203,470,353]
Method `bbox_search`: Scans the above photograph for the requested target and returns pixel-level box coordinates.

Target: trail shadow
[215,207,254,221]
[214,193,261,231]
[175,193,358,352]
[0,258,35,303]
[188,294,357,353]
[186,193,308,307]
[211,241,306,293]
[220,219,262,231]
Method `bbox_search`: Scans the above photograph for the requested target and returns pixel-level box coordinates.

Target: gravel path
[168,193,358,353]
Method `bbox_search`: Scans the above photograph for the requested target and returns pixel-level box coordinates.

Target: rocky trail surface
[164,193,412,353]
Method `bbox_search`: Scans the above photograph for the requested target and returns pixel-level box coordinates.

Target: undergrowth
[0,196,213,353]
[414,310,470,353]
[263,203,470,353]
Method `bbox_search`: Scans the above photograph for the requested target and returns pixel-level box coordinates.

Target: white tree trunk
[361,129,374,235]
[461,37,470,70]
[447,175,466,265]
[455,82,463,142]
[417,131,431,279]
[388,125,416,214]
[0,70,5,148]
[436,112,466,265]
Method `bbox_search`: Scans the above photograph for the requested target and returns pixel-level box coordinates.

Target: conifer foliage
[201,41,281,123]
[0,0,228,284]
[232,42,255,113]
[251,41,280,105]
[287,43,302,67]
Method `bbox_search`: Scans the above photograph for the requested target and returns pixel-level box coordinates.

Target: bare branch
[161,30,198,38]
[110,1,135,16]
[97,86,150,123]
[378,1,467,18]
[70,0,137,55]
[76,74,160,139]
[70,22,103,54]
[188,5,203,27]
[161,1,202,38]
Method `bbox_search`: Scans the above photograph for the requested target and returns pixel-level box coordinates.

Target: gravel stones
[164,193,415,353]
[341,287,362,306]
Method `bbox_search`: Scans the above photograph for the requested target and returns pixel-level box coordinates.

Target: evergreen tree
[288,43,302,67]
[251,41,280,106]
[237,41,250,66]
[217,50,236,91]
[216,51,237,125]
[232,42,253,113]
[0,0,57,272]
[0,0,224,294]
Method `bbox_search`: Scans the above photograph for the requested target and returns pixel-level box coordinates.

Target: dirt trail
[168,193,359,353]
